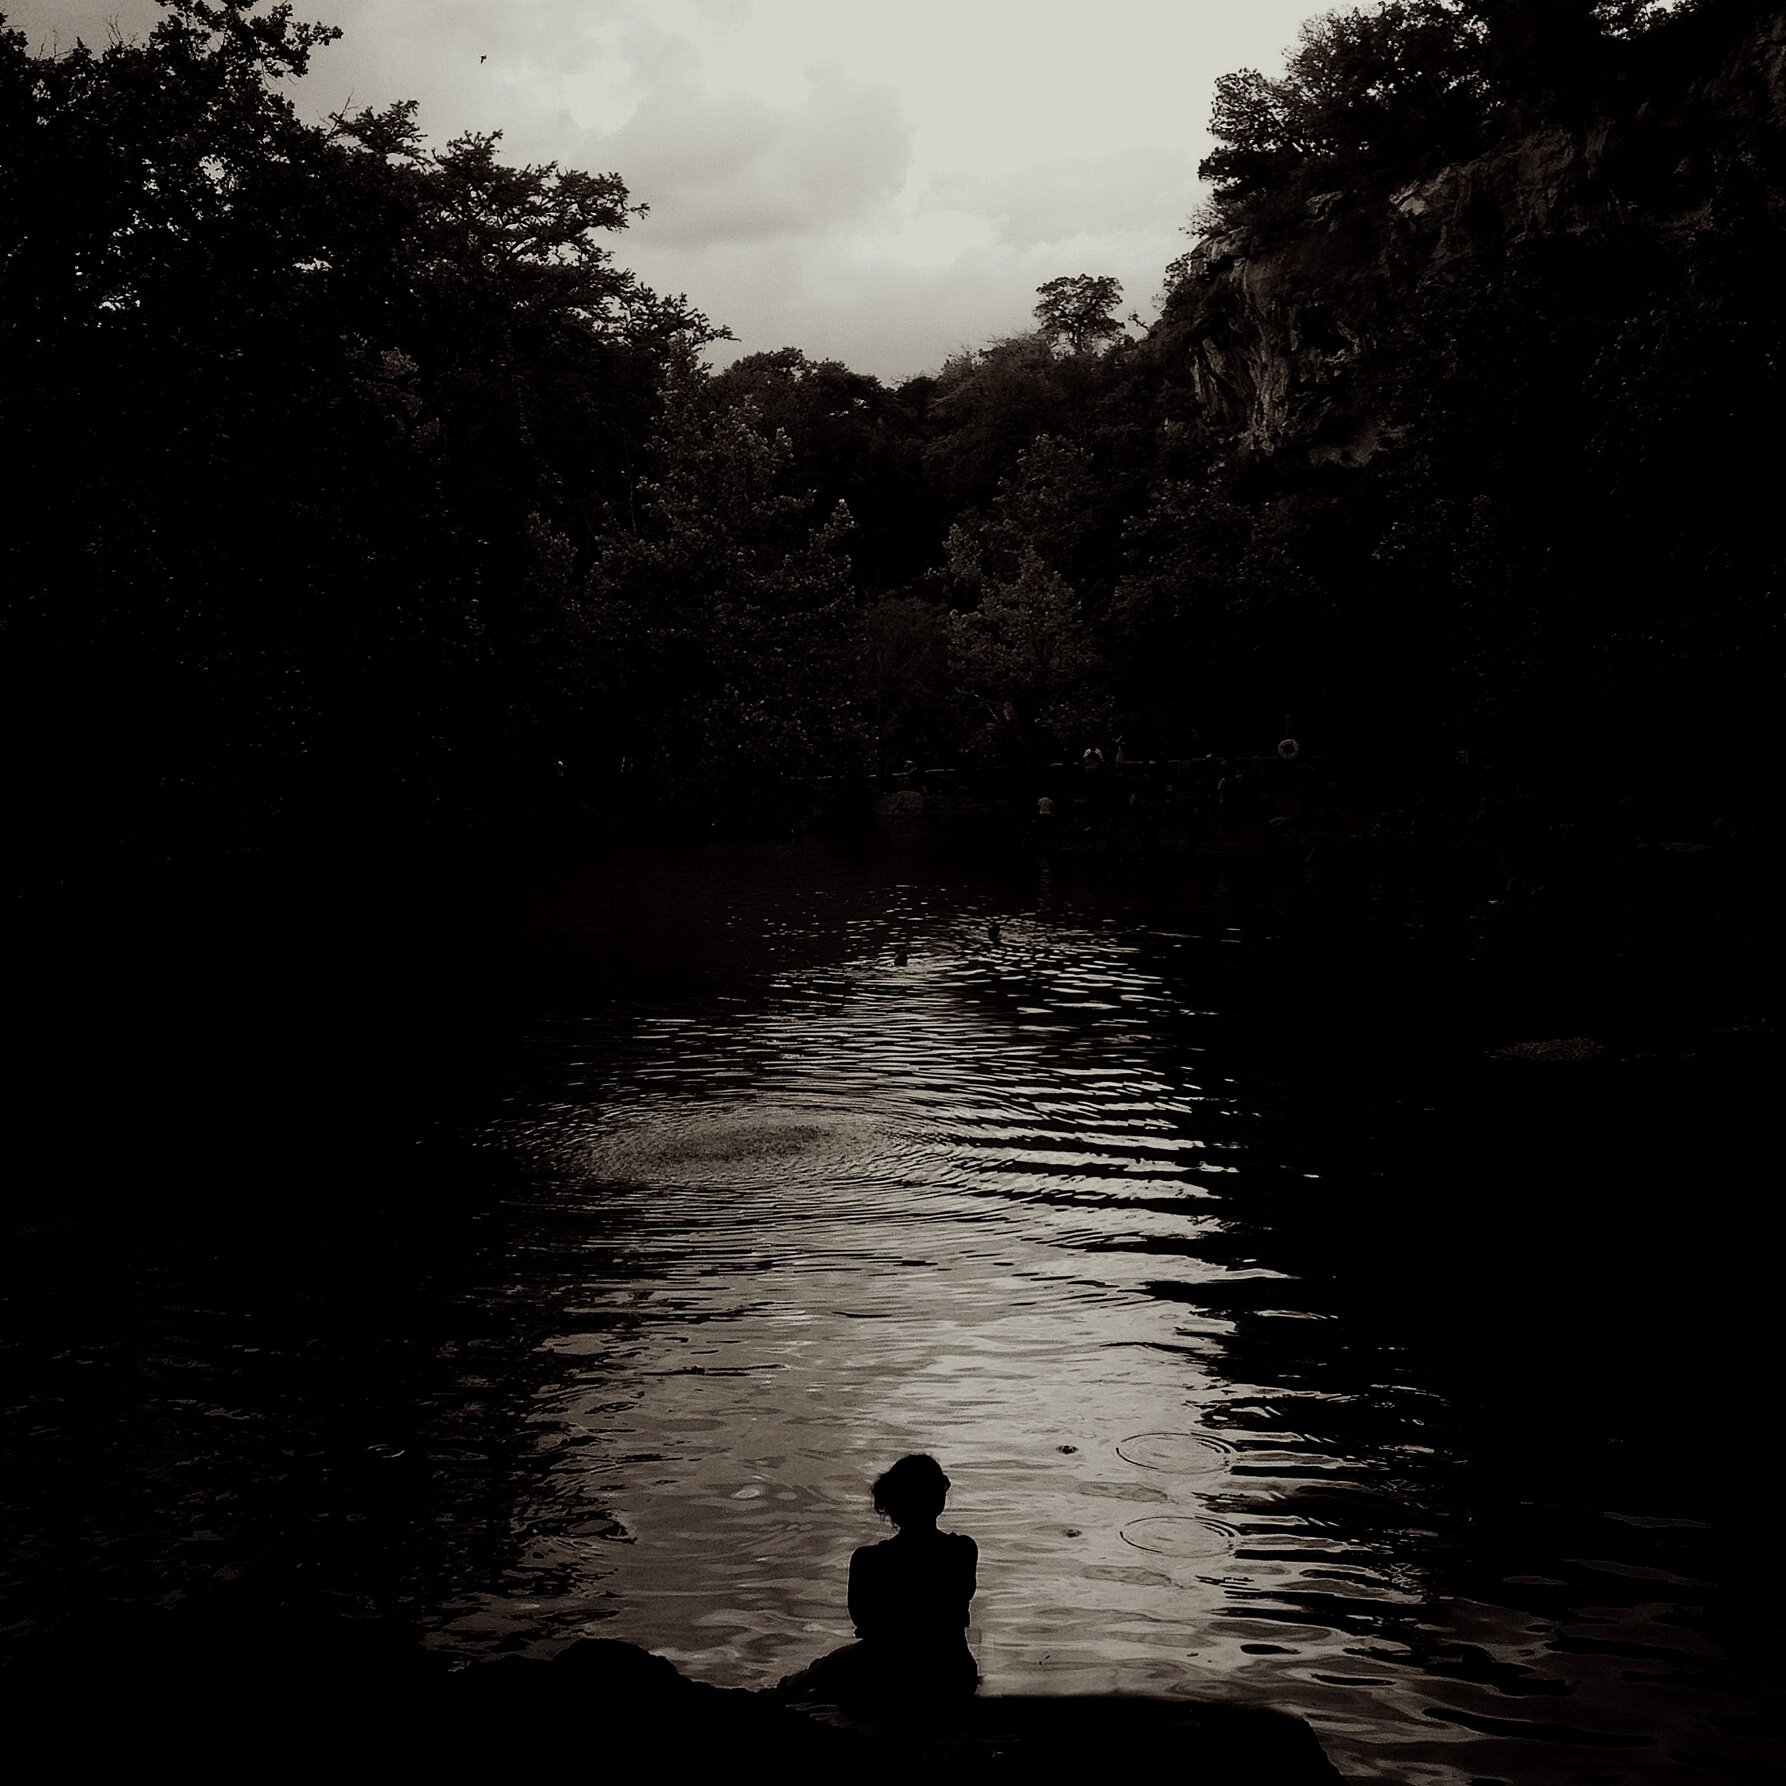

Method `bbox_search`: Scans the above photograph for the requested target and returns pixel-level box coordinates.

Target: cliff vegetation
[2,0,1778,884]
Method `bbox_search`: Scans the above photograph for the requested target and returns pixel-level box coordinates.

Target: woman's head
[872,1453,950,1527]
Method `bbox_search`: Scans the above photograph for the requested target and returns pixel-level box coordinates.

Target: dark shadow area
[0,1617,1344,1781]
[4,3,1782,1777]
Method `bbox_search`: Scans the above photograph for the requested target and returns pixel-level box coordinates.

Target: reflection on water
[1,841,1774,1784]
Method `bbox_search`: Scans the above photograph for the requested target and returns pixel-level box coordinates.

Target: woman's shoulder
[856,1528,975,1559]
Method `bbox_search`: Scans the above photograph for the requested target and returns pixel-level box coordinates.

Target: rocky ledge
[5,1614,1345,1780]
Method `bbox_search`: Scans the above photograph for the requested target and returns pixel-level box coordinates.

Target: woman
[780,1454,979,1714]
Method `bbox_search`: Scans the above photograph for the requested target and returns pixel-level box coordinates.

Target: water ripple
[5,853,1750,1786]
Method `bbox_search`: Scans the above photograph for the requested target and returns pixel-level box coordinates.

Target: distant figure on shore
[778,1454,979,1716]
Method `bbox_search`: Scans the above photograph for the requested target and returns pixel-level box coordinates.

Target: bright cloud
[10,0,1324,378]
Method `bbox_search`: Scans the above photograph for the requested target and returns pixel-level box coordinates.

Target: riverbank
[4,829,1777,1782]
[6,793,1772,1240]
[859,755,1775,1038]
[4,1611,1344,1781]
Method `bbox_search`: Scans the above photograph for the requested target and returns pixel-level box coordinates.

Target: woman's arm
[847,1546,874,1637]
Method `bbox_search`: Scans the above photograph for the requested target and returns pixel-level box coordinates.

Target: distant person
[778,1454,979,1715]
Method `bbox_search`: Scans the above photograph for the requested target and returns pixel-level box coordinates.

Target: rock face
[1160,7,1786,466]
[5,1613,1346,1781]
[1168,208,1393,466]
[1489,1036,1611,1064]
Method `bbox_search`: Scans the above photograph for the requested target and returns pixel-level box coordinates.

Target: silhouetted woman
[779,1454,979,1715]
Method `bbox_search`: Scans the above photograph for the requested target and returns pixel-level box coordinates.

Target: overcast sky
[14,0,1324,380]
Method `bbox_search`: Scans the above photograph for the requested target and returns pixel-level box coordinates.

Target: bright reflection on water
[471,922,1280,1688]
[418,852,1765,1785]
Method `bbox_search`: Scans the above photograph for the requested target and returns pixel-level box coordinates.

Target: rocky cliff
[1160,5,1786,468]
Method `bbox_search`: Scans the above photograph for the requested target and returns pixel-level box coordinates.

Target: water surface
[2,839,1773,1783]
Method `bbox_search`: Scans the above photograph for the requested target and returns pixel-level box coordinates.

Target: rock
[1157,6,1786,469]
[1489,1037,1610,1063]
[927,1694,1347,1781]
[3,1612,1345,1780]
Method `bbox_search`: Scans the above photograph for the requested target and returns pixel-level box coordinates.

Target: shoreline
[3,1617,1346,1780]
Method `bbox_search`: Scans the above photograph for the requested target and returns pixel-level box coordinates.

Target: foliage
[859,590,955,766]
[2,0,1774,868]
[1196,1,1709,235]
[712,347,937,592]
[943,439,1111,760]
[1199,5,1490,230]
[1111,485,1306,753]
[578,364,867,815]
[920,327,1132,515]
[0,1,707,876]
[1366,199,1786,773]
[1033,275,1126,355]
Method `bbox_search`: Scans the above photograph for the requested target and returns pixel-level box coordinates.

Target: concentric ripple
[4,851,1736,1786]
[577,1105,897,1189]
[1115,1431,1235,1474]
[417,864,1760,1786]
[1119,1516,1239,1558]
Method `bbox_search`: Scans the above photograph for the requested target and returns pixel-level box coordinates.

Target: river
[2,835,1774,1782]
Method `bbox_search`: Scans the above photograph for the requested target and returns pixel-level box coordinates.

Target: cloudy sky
[15,0,1323,379]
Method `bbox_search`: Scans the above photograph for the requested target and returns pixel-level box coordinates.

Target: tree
[576,362,867,816]
[1194,2,1699,235]
[713,347,936,592]
[1111,482,1323,752]
[1199,68,1310,213]
[943,438,1110,759]
[0,0,710,877]
[947,545,1106,761]
[860,589,956,765]
[1198,7,1489,229]
[1033,274,1125,354]
[921,325,1127,511]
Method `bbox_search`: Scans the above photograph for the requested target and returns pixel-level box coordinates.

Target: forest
[2,0,1779,890]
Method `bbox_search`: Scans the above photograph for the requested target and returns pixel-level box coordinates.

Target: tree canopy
[0,0,710,874]
[1033,275,1126,354]
[1196,0,1720,233]
[2,0,1774,880]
